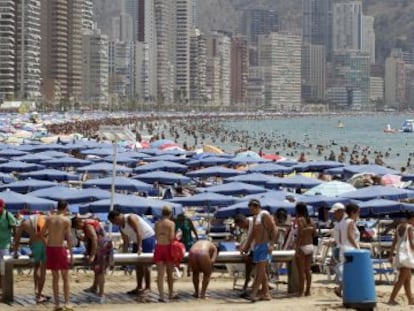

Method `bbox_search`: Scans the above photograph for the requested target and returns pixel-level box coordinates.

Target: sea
[212,114,414,171]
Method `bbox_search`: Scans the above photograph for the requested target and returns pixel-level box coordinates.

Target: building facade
[231,37,249,108]
[0,0,15,100]
[332,1,362,51]
[361,15,375,64]
[258,32,302,111]
[302,43,326,101]
[240,9,279,45]
[189,28,206,104]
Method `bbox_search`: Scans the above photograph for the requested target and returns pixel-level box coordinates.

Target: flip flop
[127,288,139,295]
[36,296,49,304]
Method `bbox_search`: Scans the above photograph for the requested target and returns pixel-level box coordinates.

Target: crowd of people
[2,195,414,309]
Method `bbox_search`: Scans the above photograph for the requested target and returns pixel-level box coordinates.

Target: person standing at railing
[108,210,156,295]
[13,212,49,304]
[241,199,278,302]
[0,199,16,294]
[41,200,73,311]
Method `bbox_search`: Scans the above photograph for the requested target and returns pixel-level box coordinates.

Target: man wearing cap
[329,202,346,297]
[241,199,278,302]
[0,199,17,292]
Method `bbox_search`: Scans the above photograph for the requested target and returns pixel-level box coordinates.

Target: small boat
[383,124,396,133]
[337,120,344,128]
[401,120,414,133]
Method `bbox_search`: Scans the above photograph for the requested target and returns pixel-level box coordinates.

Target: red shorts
[153,244,173,264]
[46,246,69,270]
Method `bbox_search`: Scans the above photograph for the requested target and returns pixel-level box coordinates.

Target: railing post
[2,259,14,303]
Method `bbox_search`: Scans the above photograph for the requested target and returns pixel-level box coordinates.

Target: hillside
[92,0,414,62]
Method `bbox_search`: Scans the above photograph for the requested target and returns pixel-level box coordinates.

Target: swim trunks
[153,244,173,264]
[253,243,271,263]
[133,235,156,253]
[31,241,46,264]
[300,244,314,256]
[46,246,69,270]
[91,236,113,274]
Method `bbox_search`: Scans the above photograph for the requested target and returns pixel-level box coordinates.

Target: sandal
[36,295,50,304]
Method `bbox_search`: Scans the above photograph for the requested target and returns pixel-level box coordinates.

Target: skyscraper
[175,0,192,103]
[231,36,249,107]
[259,32,302,111]
[190,28,206,104]
[302,43,326,101]
[362,15,375,64]
[40,0,83,107]
[332,1,362,51]
[240,9,279,45]
[112,13,133,42]
[302,0,332,59]
[82,0,94,32]
[0,0,16,99]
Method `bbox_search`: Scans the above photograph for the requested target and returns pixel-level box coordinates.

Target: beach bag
[399,226,414,269]
[171,240,185,266]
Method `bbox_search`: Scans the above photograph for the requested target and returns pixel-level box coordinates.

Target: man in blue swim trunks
[13,213,49,303]
[241,199,278,302]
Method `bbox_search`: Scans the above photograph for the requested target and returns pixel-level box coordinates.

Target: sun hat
[329,202,345,213]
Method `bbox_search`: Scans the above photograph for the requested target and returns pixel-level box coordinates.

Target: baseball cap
[329,202,345,213]
[248,199,261,208]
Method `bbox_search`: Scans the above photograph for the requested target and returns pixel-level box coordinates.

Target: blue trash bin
[343,249,376,310]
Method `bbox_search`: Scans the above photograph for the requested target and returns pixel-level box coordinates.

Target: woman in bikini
[154,206,176,302]
[295,202,316,296]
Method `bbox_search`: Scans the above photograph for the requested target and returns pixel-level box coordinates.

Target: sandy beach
[2,268,413,311]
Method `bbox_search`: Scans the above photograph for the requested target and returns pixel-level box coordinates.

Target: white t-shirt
[121,214,155,243]
[333,216,346,246]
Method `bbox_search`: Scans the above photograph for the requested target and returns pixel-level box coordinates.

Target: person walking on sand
[42,200,73,311]
[72,217,113,303]
[154,206,175,302]
[241,199,278,302]
[295,202,317,296]
[188,240,218,299]
[0,199,16,293]
[388,211,414,306]
[108,210,155,294]
[13,212,49,303]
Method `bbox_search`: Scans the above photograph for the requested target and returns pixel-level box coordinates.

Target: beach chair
[313,238,333,279]
[218,241,245,290]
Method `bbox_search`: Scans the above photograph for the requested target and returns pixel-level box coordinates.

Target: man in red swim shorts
[42,200,73,311]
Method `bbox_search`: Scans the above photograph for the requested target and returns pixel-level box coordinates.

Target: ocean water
[219,114,414,170]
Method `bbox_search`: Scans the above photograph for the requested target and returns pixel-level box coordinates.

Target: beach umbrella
[293,161,344,172]
[134,161,188,174]
[20,169,79,182]
[200,181,266,196]
[224,173,275,186]
[0,172,16,184]
[41,157,92,168]
[79,194,183,217]
[304,181,356,197]
[23,143,69,152]
[0,157,9,164]
[143,154,188,163]
[155,148,189,156]
[0,161,44,173]
[102,154,138,166]
[0,189,57,212]
[261,153,286,162]
[150,139,176,149]
[0,179,59,194]
[298,195,351,208]
[134,171,191,185]
[187,156,231,167]
[242,190,299,202]
[116,151,149,159]
[266,174,322,189]
[341,185,414,201]
[76,162,132,174]
[247,162,293,175]
[358,199,406,217]
[35,151,71,158]
[186,166,244,178]
[0,149,28,157]
[83,177,153,193]
[13,153,54,163]
[343,165,400,177]
[276,159,298,167]
[231,151,269,165]
[80,148,126,157]
[28,186,111,204]
[215,199,298,218]
[169,192,240,207]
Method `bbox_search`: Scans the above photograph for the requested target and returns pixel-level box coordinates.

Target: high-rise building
[362,15,375,64]
[332,50,370,110]
[0,0,15,99]
[302,0,332,59]
[191,0,198,27]
[302,43,325,101]
[332,1,362,51]
[385,49,408,109]
[112,13,133,42]
[108,41,134,98]
[40,0,83,107]
[189,28,207,104]
[82,28,109,109]
[240,9,279,45]
[370,77,384,102]
[258,32,302,111]
[154,0,175,105]
[175,0,192,103]
[82,0,94,32]
[231,36,249,107]
[206,31,231,107]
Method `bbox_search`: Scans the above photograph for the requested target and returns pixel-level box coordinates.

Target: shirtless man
[13,213,49,303]
[241,199,278,302]
[154,206,175,302]
[188,240,218,299]
[42,200,73,311]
